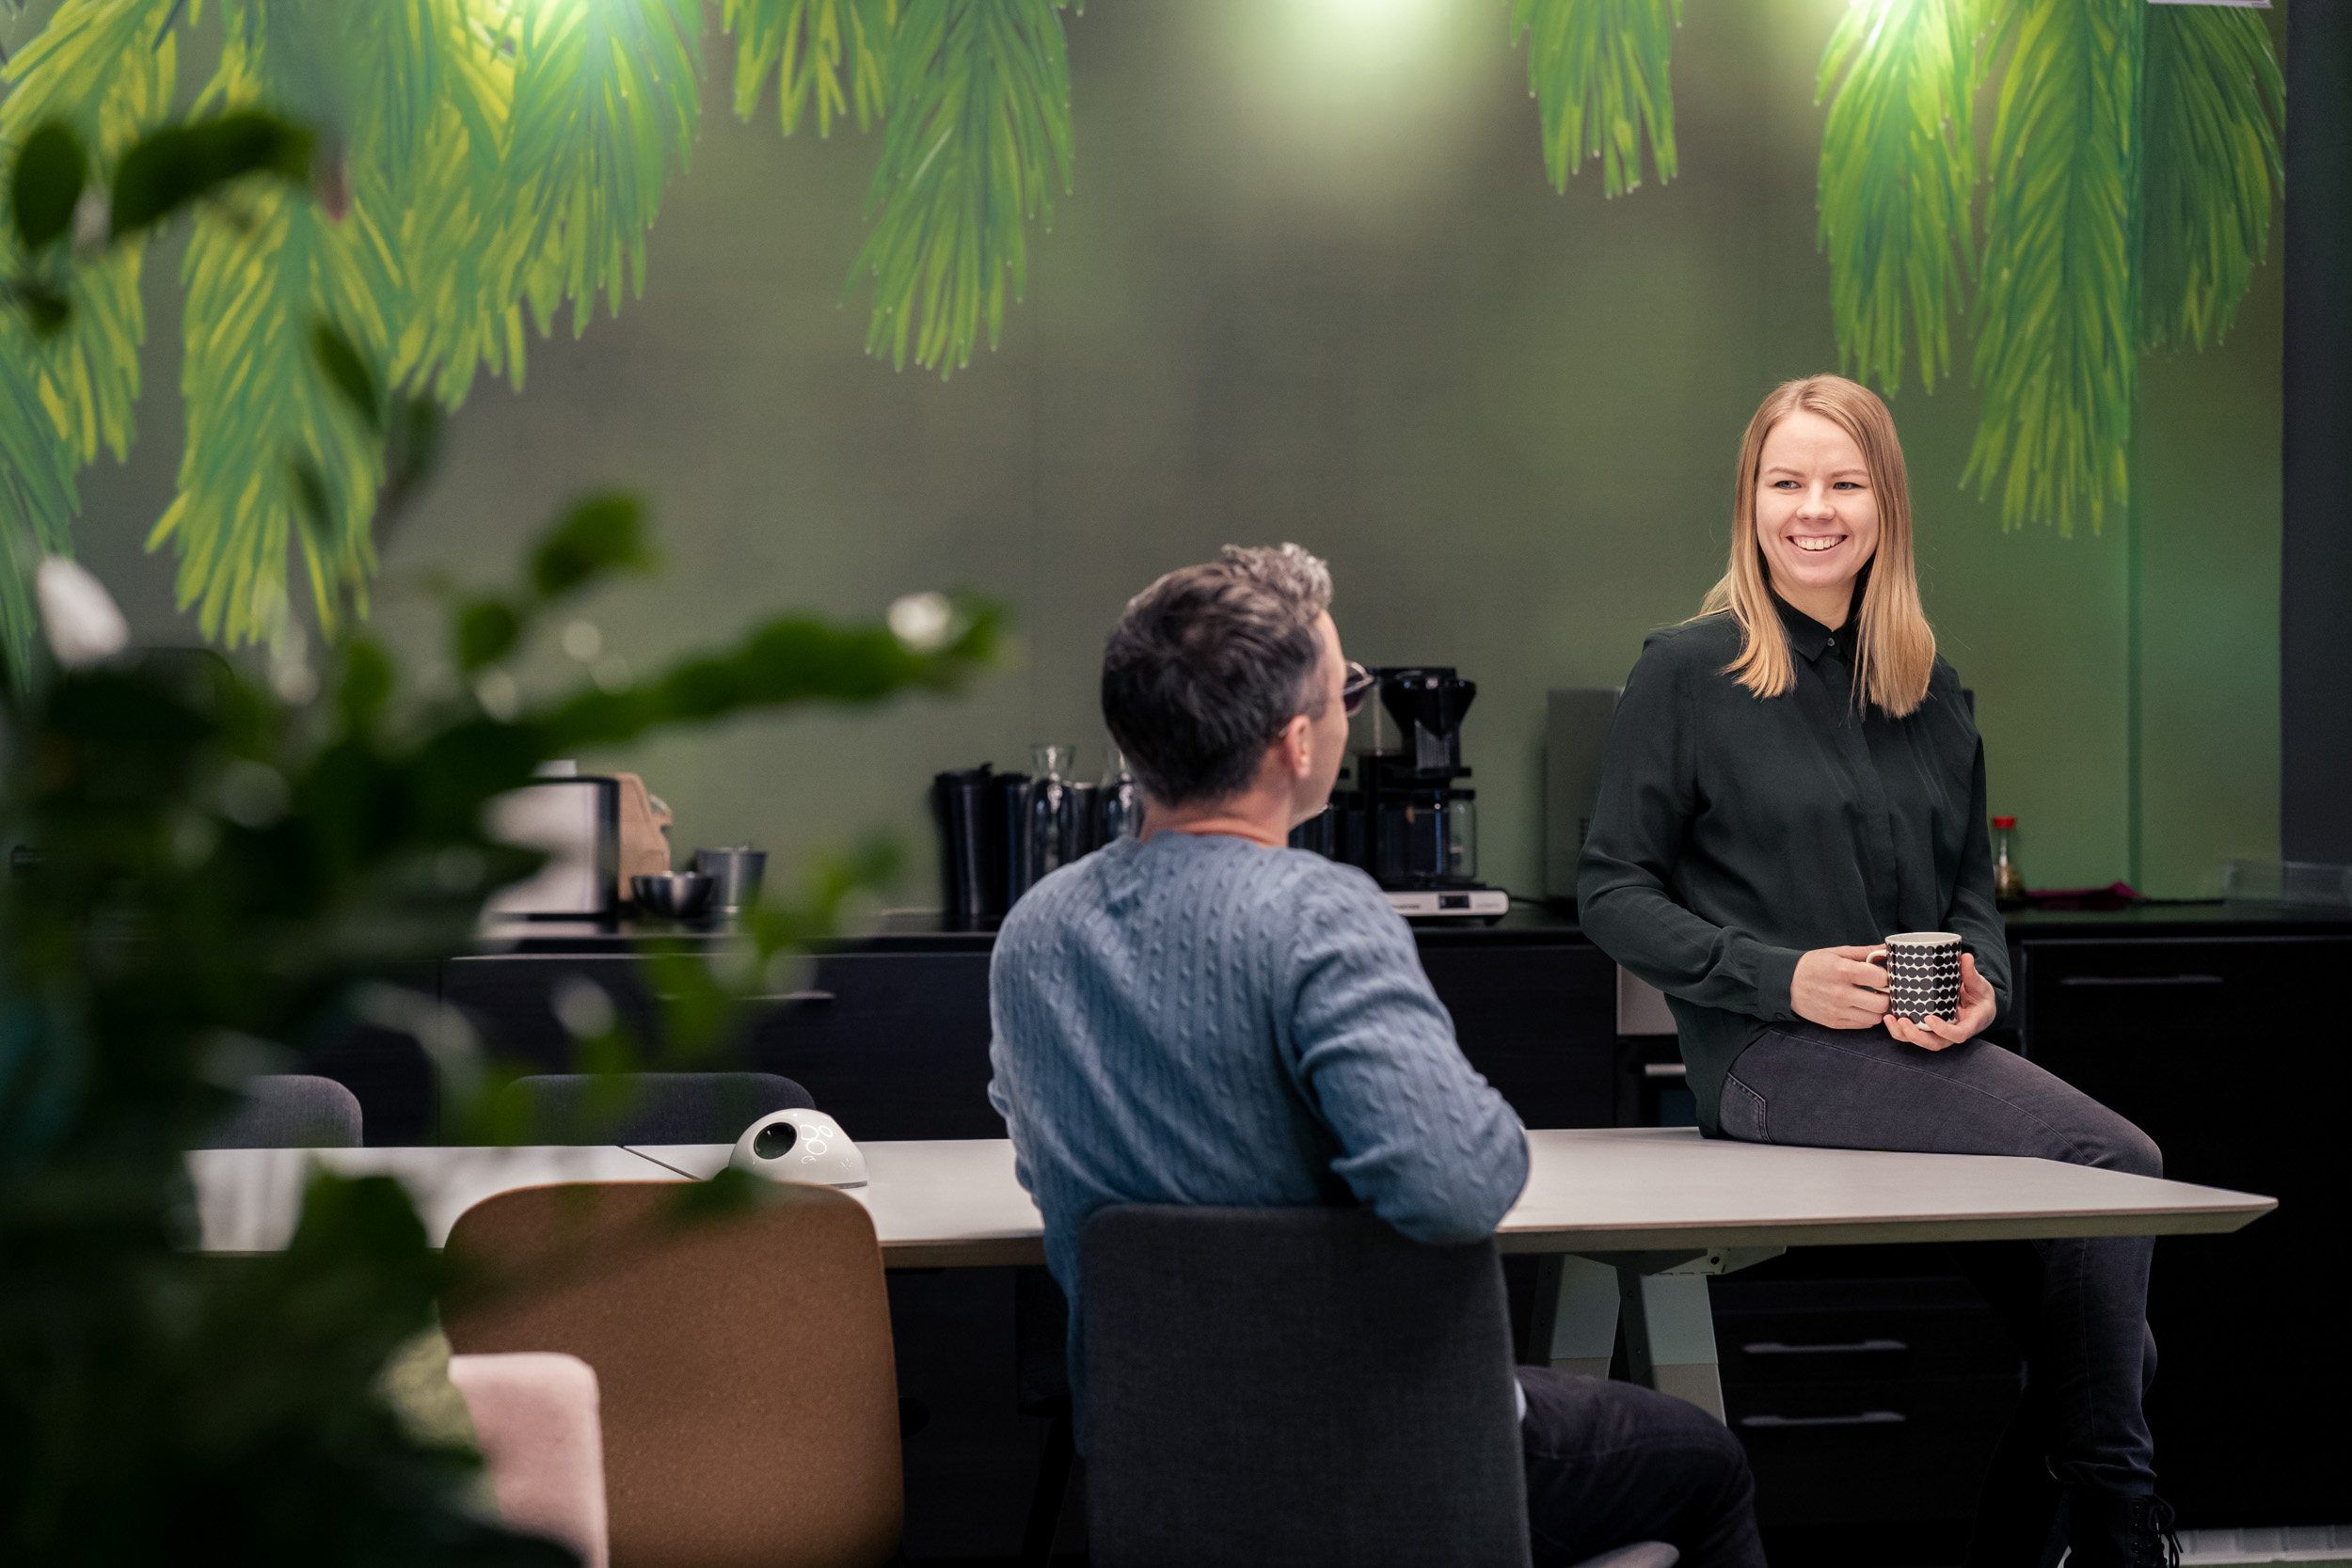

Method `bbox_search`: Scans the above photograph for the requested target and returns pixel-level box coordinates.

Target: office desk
[190,1128,2271,1421]
[624,1128,2274,1418]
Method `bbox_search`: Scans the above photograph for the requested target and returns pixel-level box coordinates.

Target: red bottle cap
[1992,816,2016,829]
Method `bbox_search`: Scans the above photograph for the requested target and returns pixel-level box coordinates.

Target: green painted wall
[72,0,2282,906]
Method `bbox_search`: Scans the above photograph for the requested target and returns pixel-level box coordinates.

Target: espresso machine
[1293,666,1509,922]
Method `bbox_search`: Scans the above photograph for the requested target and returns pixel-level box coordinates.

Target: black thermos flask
[933,766,994,929]
[992,770,1037,909]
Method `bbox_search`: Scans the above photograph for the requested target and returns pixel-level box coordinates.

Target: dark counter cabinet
[308,905,2343,1553]
[2011,930,2352,1528]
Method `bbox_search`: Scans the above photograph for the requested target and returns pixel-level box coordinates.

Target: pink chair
[450,1352,612,1568]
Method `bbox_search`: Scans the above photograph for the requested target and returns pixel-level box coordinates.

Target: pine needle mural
[0,0,1078,663]
[1519,0,2282,535]
[0,0,2287,669]
[1820,0,2281,535]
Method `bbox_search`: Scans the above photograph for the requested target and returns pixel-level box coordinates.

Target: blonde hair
[1700,374,1937,716]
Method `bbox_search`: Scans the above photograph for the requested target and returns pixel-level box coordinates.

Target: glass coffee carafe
[1099,743,1142,843]
[1029,744,1075,878]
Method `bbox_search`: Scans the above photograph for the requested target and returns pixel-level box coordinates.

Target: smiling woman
[1577,374,2185,1564]
[1698,374,1938,719]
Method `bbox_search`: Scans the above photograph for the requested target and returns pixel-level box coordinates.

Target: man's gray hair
[1100,544,1334,808]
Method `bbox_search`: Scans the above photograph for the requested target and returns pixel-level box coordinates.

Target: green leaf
[1816,0,1979,395]
[506,0,704,340]
[1964,0,2138,535]
[338,636,396,736]
[723,0,898,137]
[455,598,522,672]
[10,122,88,254]
[1509,0,1681,198]
[109,111,317,239]
[529,491,656,601]
[8,280,73,337]
[310,318,384,434]
[534,595,1004,751]
[847,0,1073,375]
[379,394,447,518]
[2139,4,2281,353]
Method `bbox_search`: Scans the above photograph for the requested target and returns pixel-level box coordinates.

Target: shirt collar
[1771,589,1856,664]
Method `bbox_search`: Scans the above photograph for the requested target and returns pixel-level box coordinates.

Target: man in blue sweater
[987,545,1765,1567]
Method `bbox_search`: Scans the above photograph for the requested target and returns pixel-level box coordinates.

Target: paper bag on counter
[614,773,673,880]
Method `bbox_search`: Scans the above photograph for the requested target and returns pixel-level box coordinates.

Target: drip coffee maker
[1295,666,1507,922]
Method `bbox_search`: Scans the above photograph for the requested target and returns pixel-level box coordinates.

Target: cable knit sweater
[987,831,1530,1441]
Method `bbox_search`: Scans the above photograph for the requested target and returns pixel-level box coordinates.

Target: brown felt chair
[442,1180,901,1568]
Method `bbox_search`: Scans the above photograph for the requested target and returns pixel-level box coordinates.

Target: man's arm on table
[1282,875,1530,1244]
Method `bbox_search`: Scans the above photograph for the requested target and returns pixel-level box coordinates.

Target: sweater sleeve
[1575,640,1804,1022]
[1279,872,1529,1245]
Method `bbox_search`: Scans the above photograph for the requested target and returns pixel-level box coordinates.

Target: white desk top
[630,1139,1044,1267]
[190,1129,2272,1266]
[187,1145,679,1254]
[1492,1127,2271,1254]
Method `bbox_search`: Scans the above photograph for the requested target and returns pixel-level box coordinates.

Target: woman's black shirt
[1575,595,2009,1134]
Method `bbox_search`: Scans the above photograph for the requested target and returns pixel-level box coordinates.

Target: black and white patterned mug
[1870,931,1964,1023]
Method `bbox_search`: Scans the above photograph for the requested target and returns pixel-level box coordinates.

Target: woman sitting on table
[1577,374,2171,1568]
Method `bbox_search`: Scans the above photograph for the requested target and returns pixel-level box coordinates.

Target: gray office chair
[203,1073,365,1148]
[495,1070,815,1145]
[1079,1205,1677,1568]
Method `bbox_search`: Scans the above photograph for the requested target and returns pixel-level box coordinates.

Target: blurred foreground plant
[0,487,1000,1559]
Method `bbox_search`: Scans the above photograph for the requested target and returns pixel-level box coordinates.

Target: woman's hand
[1789,945,1895,1030]
[1883,952,1997,1052]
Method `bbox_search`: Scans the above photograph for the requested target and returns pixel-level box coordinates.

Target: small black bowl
[630,871,711,920]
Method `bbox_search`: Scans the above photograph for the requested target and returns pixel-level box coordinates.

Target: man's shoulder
[996,837,1395,955]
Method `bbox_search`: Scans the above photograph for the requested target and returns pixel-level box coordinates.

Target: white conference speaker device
[727,1108,868,1188]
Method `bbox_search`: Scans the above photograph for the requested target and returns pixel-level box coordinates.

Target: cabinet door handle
[654,990,836,1004]
[2057,974,2223,989]
[1642,1063,1687,1079]
[1740,1338,1907,1356]
[1739,1411,1907,1429]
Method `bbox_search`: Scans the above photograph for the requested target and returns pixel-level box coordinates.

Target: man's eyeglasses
[1341,661,1376,718]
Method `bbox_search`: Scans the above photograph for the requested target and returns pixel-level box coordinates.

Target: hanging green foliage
[1510,0,1681,198]
[0,0,176,676]
[1814,0,1975,397]
[2139,3,2284,354]
[0,0,1077,657]
[846,0,1075,374]
[1964,0,2142,537]
[725,0,898,137]
[1804,0,2281,533]
[1510,0,2281,535]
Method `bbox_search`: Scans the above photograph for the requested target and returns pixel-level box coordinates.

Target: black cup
[1873,932,1963,1023]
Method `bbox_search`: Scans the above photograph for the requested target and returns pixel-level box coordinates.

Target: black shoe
[2065,1491,2181,1568]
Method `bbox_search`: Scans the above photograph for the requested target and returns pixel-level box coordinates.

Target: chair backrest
[443,1180,901,1568]
[449,1352,611,1568]
[497,1071,815,1145]
[202,1073,364,1148]
[1080,1205,1532,1568]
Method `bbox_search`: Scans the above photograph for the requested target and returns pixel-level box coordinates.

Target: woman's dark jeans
[1717,1022,2161,1549]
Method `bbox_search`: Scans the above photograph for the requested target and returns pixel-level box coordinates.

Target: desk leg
[1617,1270,1725,1423]
[1531,1254,1622,1378]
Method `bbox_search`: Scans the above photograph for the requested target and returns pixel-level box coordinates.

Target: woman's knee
[2069,1107,2162,1179]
